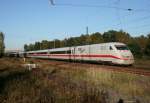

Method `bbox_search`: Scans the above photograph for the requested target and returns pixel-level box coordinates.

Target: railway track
[33,59,150,77]
[99,66,150,77]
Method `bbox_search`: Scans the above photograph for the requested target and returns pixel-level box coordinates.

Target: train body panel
[24,42,134,65]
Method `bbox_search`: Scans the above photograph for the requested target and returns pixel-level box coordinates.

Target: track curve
[33,59,150,77]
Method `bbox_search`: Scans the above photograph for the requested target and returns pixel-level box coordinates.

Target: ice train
[22,42,134,65]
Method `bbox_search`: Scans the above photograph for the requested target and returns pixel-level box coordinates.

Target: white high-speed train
[23,42,134,65]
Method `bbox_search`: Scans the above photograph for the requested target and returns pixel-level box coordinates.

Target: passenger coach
[25,42,134,65]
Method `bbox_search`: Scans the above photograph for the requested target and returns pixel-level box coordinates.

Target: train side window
[51,50,71,54]
[36,52,47,54]
[110,46,113,50]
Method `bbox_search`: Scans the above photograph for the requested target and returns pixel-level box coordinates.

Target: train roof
[26,42,126,53]
[75,42,126,47]
[26,47,71,53]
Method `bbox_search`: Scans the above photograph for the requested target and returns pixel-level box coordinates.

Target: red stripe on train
[28,54,129,60]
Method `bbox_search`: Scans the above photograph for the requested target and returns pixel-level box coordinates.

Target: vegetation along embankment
[0,58,150,103]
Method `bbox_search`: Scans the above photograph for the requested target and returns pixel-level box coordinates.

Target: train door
[71,47,76,61]
[69,47,71,61]
[88,45,91,61]
[77,47,82,61]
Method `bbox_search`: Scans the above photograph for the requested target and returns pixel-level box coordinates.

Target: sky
[0,0,150,50]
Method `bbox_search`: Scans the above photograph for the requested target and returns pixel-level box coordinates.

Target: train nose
[121,54,134,64]
[120,50,133,59]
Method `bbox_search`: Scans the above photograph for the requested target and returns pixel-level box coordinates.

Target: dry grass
[86,69,150,103]
[0,58,107,103]
[134,58,150,70]
[0,57,150,103]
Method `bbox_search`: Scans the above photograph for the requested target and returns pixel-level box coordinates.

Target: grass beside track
[133,58,150,70]
[0,58,150,103]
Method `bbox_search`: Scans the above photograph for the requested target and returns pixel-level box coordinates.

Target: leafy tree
[41,40,49,49]
[24,44,29,51]
[115,30,131,44]
[103,30,117,42]
[59,40,65,48]
[128,42,142,58]
[79,34,90,45]
[103,30,131,43]
[90,32,104,44]
[28,44,35,51]
[66,37,81,46]
[54,39,61,48]
[62,38,68,47]
[34,42,41,50]
[48,41,54,49]
[72,37,81,46]
[144,34,150,56]
[0,32,5,57]
[66,37,75,46]
[135,35,148,53]
[145,43,150,56]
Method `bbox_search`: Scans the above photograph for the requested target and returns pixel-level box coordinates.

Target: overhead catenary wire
[48,0,150,28]
[49,1,150,13]
[48,0,150,22]
[125,23,150,30]
[126,15,150,24]
[115,0,123,30]
[49,0,55,5]
[48,1,132,11]
[48,0,150,35]
[114,0,120,5]
[115,15,150,28]
[97,14,150,32]
[52,3,133,11]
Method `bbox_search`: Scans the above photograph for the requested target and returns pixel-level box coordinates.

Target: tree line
[0,32,5,57]
[24,30,150,58]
